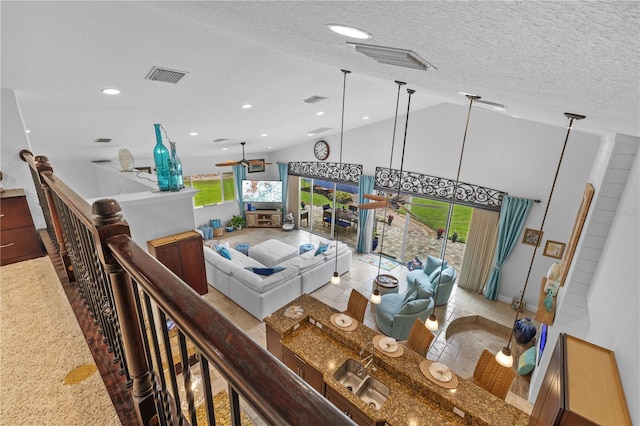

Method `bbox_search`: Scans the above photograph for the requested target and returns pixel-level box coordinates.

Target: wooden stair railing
[25,155,352,425]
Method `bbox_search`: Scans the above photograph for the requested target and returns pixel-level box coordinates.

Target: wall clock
[313,140,330,161]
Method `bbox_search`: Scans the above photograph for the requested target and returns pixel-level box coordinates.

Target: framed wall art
[543,240,566,259]
[247,160,265,173]
[560,182,595,285]
[522,228,543,246]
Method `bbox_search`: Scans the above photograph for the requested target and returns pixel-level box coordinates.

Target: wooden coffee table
[373,274,399,295]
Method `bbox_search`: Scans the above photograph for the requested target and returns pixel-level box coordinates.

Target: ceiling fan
[359,193,442,219]
[215,142,272,168]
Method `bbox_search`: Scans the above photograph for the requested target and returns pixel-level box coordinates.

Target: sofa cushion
[407,269,431,289]
[204,246,263,275]
[315,243,330,256]
[249,239,298,267]
[245,266,286,276]
[376,293,405,327]
[416,282,434,299]
[279,251,323,272]
[219,246,232,260]
[232,265,299,293]
[403,279,420,303]
[423,255,446,275]
[399,298,431,315]
[438,267,456,284]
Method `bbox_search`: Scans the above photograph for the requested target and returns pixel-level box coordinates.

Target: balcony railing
[21,151,352,426]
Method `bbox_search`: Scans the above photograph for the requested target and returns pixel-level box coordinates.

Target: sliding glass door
[298,177,359,245]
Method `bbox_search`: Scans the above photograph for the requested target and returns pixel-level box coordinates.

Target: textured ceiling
[2,1,638,162]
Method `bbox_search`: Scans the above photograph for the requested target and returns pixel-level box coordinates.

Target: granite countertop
[265,294,530,426]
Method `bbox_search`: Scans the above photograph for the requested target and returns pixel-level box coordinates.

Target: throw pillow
[428,262,449,283]
[402,280,420,303]
[402,289,418,306]
[416,283,434,299]
[245,266,286,276]
[438,267,455,284]
[219,247,232,260]
[398,298,431,315]
[518,346,537,375]
[423,255,446,275]
[315,243,330,256]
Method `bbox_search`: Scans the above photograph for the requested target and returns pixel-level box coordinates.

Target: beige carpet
[0,257,120,425]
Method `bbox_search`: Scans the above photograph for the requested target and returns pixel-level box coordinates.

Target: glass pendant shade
[425,314,439,331]
[370,289,381,304]
[495,347,514,368]
[331,272,341,285]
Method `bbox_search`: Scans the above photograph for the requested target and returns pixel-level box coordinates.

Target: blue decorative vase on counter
[153,124,171,191]
[513,317,536,344]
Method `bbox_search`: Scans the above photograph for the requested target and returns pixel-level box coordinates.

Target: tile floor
[201,227,535,418]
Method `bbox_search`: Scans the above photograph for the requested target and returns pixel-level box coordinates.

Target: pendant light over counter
[370,80,406,303]
[425,94,481,331]
[495,112,586,368]
[331,69,351,285]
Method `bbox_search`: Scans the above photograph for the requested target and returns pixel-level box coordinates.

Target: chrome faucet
[359,341,377,373]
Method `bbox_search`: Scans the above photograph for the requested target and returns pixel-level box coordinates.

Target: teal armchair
[375,280,435,340]
[406,255,457,306]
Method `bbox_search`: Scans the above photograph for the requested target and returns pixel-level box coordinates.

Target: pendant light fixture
[370,80,406,304]
[425,94,481,331]
[495,112,586,368]
[331,69,351,285]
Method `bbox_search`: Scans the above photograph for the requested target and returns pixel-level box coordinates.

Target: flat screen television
[242,180,283,203]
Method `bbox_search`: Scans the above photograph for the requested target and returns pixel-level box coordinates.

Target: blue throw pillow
[219,247,232,260]
[438,267,455,284]
[518,346,536,375]
[399,298,431,315]
[416,283,434,299]
[315,243,330,256]
[423,255,445,275]
[245,266,286,276]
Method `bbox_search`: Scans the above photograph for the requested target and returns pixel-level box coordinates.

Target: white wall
[1,89,45,228]
[585,145,639,423]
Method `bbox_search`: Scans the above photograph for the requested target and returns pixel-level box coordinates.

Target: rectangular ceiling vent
[308,127,332,134]
[303,96,328,104]
[213,138,230,143]
[93,138,112,143]
[347,42,436,71]
[145,66,188,84]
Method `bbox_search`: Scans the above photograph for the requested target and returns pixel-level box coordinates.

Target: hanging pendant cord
[504,112,585,351]
[376,81,406,279]
[335,69,350,274]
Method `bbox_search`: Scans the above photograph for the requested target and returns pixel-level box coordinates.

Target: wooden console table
[147,230,208,295]
[246,210,281,228]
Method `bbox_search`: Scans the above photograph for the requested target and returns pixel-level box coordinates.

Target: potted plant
[225,221,235,232]
[387,214,394,225]
[437,228,445,239]
[372,231,379,251]
[230,215,246,230]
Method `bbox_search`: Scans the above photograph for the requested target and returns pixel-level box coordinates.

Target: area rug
[359,254,401,271]
[196,390,253,425]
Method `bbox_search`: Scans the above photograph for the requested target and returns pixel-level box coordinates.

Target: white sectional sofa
[203,239,352,320]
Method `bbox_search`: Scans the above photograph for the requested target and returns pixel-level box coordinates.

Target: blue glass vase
[153,124,171,191]
[170,141,184,189]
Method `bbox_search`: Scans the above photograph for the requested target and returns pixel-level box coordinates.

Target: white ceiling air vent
[308,127,332,134]
[303,96,328,104]
[145,66,188,84]
[475,99,507,111]
[213,138,230,143]
[347,42,436,71]
[94,138,112,143]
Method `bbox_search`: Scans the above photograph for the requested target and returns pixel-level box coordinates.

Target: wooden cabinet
[147,230,208,295]
[530,334,632,426]
[325,386,380,426]
[245,210,281,228]
[266,323,284,362]
[0,189,44,266]
[282,346,324,395]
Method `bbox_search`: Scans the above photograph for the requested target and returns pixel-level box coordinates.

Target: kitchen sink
[333,359,368,392]
[333,359,389,409]
[356,377,390,410]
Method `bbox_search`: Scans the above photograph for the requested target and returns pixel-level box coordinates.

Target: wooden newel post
[92,199,158,426]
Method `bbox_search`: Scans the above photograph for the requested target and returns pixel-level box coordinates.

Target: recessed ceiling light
[316,111,325,116]
[25,129,31,133]
[101,88,120,95]
[242,104,252,109]
[327,24,372,39]
[307,133,313,137]
[268,146,272,149]
[363,116,369,120]
[261,133,268,137]
[189,132,199,136]
[511,115,521,118]
[222,147,228,151]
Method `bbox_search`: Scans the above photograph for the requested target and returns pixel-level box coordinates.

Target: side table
[373,274,399,296]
